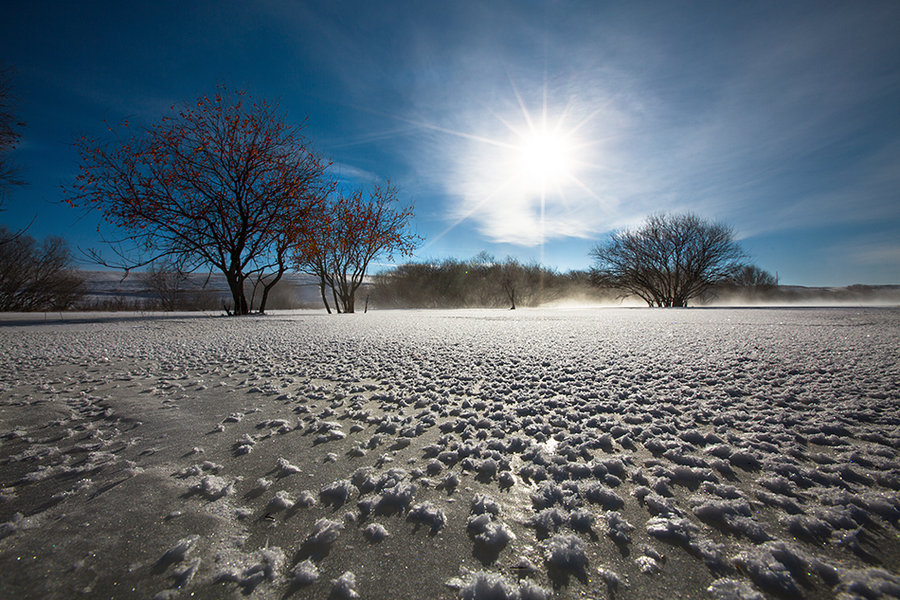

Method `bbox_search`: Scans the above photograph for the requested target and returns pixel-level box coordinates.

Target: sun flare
[401,79,608,251]
[517,128,576,189]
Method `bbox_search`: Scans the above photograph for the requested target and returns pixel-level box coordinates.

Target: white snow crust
[0,307,898,599]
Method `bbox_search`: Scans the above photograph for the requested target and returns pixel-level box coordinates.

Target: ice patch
[296,490,316,508]
[581,482,625,509]
[602,510,634,544]
[732,541,812,597]
[597,566,627,590]
[467,513,515,549]
[471,493,502,516]
[0,512,25,539]
[157,534,199,568]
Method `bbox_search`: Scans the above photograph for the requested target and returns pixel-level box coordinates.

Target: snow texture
[450,569,551,600]
[1,307,898,600]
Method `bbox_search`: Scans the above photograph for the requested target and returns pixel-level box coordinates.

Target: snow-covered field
[1,307,898,600]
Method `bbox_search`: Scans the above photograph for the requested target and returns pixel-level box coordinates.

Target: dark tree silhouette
[0,66,25,205]
[590,213,745,307]
[139,259,218,311]
[0,226,84,311]
[294,182,418,313]
[729,264,777,288]
[68,86,329,315]
[370,255,604,309]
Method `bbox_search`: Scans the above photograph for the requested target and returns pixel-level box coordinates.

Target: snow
[0,307,898,599]
[320,478,358,505]
[331,571,360,599]
[215,546,285,593]
[267,490,294,511]
[408,500,447,532]
[305,517,344,546]
[449,569,551,600]
[544,533,588,572]
[362,522,389,542]
[291,558,319,585]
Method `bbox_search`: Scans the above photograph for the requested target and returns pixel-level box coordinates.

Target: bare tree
[0,226,84,311]
[499,258,521,310]
[141,259,192,311]
[0,66,25,205]
[68,85,329,315]
[590,213,745,307]
[294,182,418,313]
[729,264,777,288]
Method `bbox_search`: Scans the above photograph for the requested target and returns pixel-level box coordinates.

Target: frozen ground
[0,307,898,600]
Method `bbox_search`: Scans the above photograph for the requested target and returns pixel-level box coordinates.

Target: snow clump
[331,571,360,599]
[190,475,235,500]
[706,578,766,600]
[291,559,318,586]
[408,501,446,532]
[276,457,301,476]
[216,547,285,593]
[320,479,358,505]
[544,534,588,572]
[448,569,551,600]
[305,518,344,546]
[267,490,294,510]
[363,522,390,542]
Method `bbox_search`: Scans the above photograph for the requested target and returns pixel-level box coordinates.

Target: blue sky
[2,1,898,286]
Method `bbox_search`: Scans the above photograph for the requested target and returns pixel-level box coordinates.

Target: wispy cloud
[368,2,900,250]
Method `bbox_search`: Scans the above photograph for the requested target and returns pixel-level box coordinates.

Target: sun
[517,127,576,190]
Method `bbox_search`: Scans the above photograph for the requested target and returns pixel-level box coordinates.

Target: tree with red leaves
[294,182,418,313]
[69,86,330,315]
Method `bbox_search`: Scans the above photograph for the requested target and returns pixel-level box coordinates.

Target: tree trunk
[318,273,332,314]
[226,273,249,315]
[331,284,342,314]
[258,269,284,315]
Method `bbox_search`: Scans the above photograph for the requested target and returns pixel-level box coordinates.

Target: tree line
[371,214,778,310]
[370,254,613,309]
